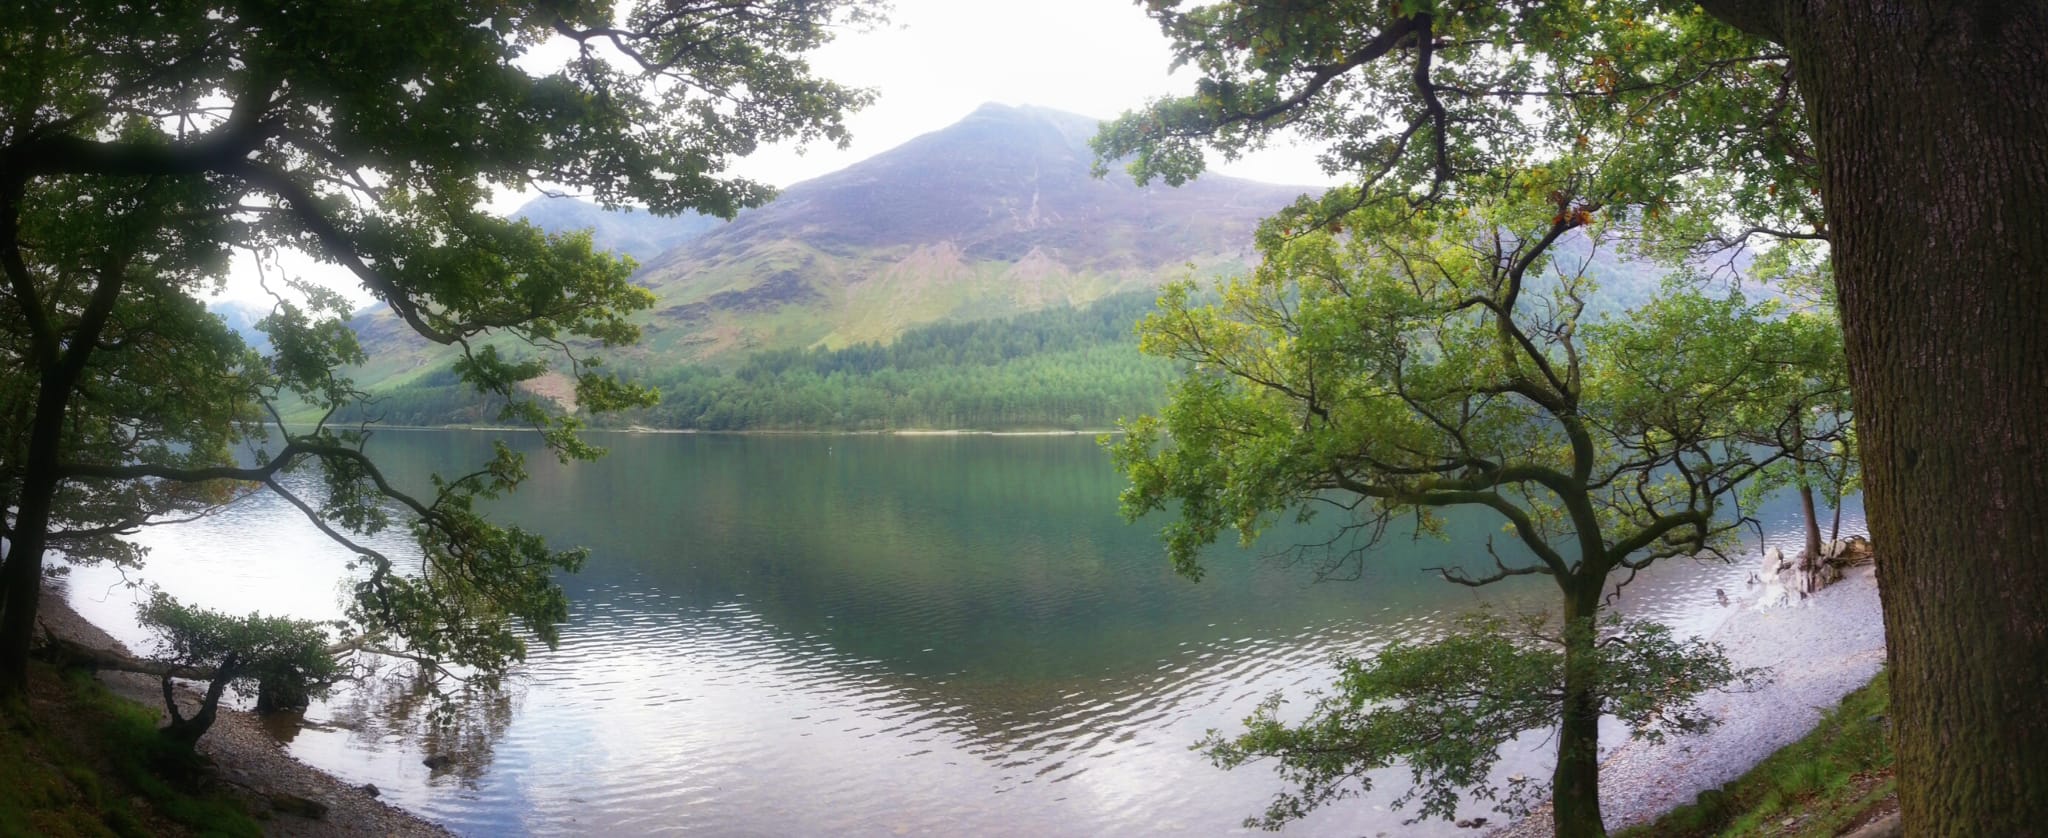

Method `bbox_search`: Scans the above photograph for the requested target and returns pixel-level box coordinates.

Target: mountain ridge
[623,102,1310,359]
[509,196,722,264]
[339,102,1312,393]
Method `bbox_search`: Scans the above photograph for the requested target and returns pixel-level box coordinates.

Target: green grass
[1618,670,1895,838]
[0,664,262,838]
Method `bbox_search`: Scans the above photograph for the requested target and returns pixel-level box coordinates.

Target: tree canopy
[0,0,881,700]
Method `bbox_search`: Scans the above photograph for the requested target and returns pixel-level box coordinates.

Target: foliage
[1093,0,1816,254]
[135,592,340,748]
[1210,612,1760,829]
[1107,184,1846,833]
[0,0,881,697]
[1111,189,1845,585]
[136,591,340,714]
[1617,671,1893,838]
[340,292,1181,431]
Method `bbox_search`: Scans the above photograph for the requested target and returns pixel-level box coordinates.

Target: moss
[1617,669,1894,838]
[0,663,262,838]
[66,672,261,838]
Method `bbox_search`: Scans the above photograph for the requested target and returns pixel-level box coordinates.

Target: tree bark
[0,226,133,701]
[0,375,74,699]
[161,653,237,749]
[1797,482,1823,566]
[1551,578,1606,838]
[1766,3,2048,834]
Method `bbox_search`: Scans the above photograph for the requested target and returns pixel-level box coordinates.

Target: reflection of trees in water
[325,656,522,786]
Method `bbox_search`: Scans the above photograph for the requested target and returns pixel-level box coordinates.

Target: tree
[135,591,341,750]
[1737,243,1858,586]
[1204,612,1753,830]
[1094,2,2047,832]
[1109,185,1846,835]
[0,0,881,703]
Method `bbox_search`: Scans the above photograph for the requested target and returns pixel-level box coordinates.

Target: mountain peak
[344,104,1316,375]
[611,104,1311,359]
[963,100,1102,126]
[640,103,1304,272]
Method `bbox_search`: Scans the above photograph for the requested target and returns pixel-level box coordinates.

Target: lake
[60,431,1860,835]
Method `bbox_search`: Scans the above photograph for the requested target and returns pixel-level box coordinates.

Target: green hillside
[632,291,1173,430]
[316,105,1687,432]
[315,104,1310,425]
[320,291,1173,431]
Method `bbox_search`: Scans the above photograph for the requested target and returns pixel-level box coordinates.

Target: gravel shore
[36,583,454,838]
[1493,564,1888,837]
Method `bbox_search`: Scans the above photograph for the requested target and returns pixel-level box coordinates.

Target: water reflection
[60,431,1862,836]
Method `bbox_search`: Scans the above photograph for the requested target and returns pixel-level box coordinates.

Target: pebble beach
[1494,563,1887,836]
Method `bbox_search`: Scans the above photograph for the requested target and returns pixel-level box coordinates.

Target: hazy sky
[239,2,1337,305]
[480,0,1337,211]
[712,0,1337,191]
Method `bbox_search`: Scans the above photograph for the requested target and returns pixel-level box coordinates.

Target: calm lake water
[61,431,1861,835]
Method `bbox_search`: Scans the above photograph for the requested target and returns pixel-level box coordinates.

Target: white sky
[492,0,1337,207]
[705,0,1334,191]
[232,1,1338,306]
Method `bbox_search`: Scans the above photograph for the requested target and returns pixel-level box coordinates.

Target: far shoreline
[276,422,1129,437]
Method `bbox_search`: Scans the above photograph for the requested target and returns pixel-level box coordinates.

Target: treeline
[629,292,1171,430]
[326,292,1174,431]
[638,343,1169,430]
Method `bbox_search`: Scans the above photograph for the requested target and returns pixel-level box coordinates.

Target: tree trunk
[0,373,75,699]
[1828,488,1843,544]
[1773,4,2048,834]
[0,250,128,702]
[1551,579,1607,838]
[1797,482,1823,566]
[160,654,237,750]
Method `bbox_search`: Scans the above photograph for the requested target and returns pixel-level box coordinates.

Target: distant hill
[208,299,272,354]
[627,103,1309,359]
[335,104,1313,399]
[322,103,1682,430]
[509,196,723,264]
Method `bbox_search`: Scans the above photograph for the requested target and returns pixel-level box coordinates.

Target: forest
[334,292,1176,431]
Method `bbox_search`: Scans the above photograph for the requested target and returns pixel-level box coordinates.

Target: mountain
[208,299,272,354]
[509,196,723,264]
[627,103,1309,359]
[312,103,1693,430]
[336,103,1312,398]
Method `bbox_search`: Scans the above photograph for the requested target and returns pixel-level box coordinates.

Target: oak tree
[1110,185,1845,835]
[0,0,879,703]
